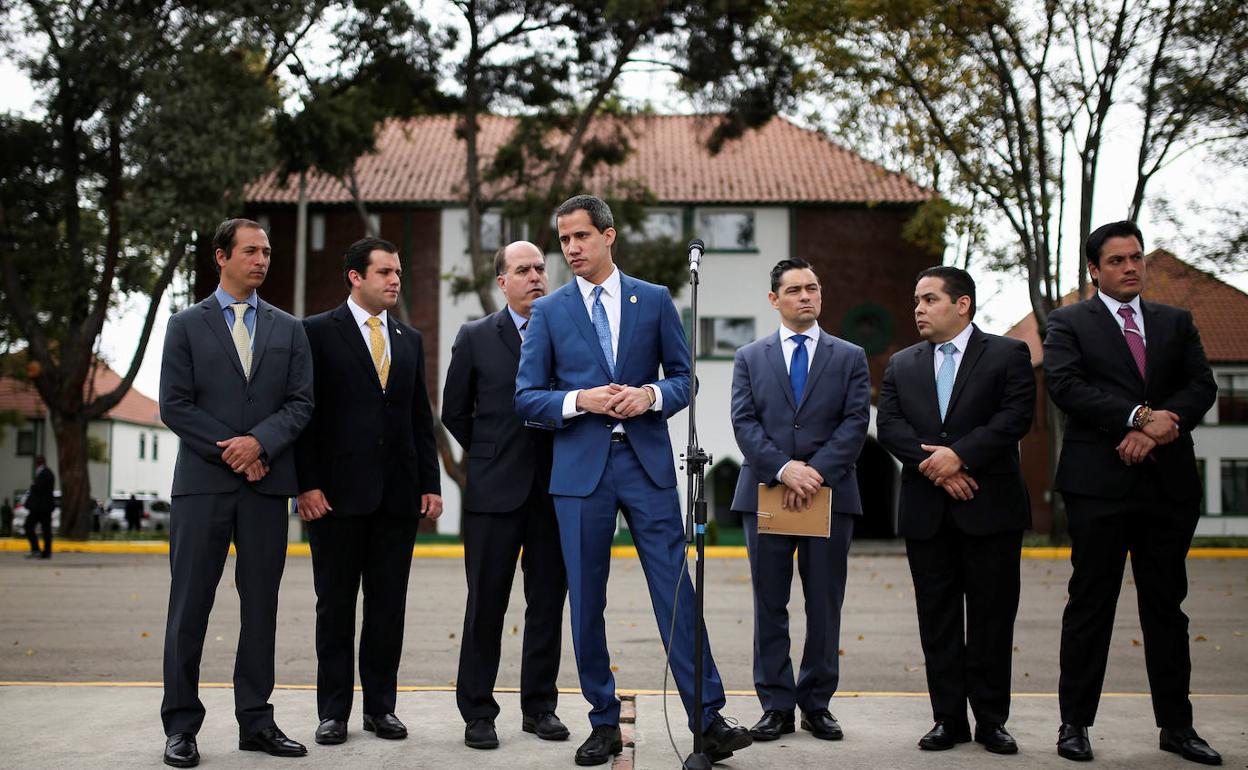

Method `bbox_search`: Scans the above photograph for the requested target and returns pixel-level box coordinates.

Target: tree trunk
[294,171,308,318]
[54,412,93,540]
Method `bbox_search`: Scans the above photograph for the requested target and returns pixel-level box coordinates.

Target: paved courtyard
[0,546,1244,767]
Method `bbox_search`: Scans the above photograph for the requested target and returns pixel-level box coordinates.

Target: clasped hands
[919,444,978,501]
[1117,409,1180,465]
[217,435,267,482]
[576,383,654,419]
[779,460,823,511]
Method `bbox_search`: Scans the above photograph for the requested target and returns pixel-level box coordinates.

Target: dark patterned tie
[1117,306,1146,379]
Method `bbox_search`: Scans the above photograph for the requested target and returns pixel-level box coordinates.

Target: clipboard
[757,483,832,538]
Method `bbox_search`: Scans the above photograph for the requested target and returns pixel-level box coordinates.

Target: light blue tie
[591,286,615,378]
[936,342,957,420]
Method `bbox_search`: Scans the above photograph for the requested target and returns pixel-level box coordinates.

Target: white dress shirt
[346,296,391,367]
[779,323,818,373]
[931,322,975,381]
[1096,290,1147,426]
[775,323,821,482]
[561,267,664,422]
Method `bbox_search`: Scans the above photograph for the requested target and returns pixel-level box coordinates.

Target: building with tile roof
[240,114,938,536]
[1005,249,1248,535]
[0,365,178,515]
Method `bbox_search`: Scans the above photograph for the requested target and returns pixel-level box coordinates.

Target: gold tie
[230,302,252,380]
[366,316,389,389]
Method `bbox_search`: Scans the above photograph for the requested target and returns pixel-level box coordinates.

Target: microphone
[687,238,705,273]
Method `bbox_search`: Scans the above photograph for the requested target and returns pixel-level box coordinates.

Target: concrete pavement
[1,548,1245,768]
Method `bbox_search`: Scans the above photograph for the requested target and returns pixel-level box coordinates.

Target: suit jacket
[877,326,1035,539]
[159,295,313,497]
[515,273,690,497]
[442,309,553,513]
[729,329,871,515]
[1044,297,1216,504]
[295,302,440,517]
[28,466,55,513]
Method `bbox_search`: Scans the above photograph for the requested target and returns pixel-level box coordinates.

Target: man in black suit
[25,455,55,559]
[877,266,1034,755]
[295,237,443,747]
[1045,221,1220,765]
[159,218,314,767]
[442,240,568,751]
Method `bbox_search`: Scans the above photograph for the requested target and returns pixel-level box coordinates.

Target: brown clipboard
[756,483,832,538]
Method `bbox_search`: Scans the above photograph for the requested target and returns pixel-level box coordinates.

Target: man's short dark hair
[493,245,510,277]
[34,455,45,466]
[916,265,977,320]
[1085,220,1145,268]
[212,218,264,259]
[770,258,815,293]
[554,194,615,233]
[343,236,398,288]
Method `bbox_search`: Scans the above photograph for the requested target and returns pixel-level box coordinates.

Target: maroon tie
[1117,306,1146,379]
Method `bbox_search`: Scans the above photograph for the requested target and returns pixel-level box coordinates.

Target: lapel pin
[395,327,402,335]
[629,295,637,304]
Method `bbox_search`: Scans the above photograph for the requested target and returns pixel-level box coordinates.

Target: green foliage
[86,435,109,464]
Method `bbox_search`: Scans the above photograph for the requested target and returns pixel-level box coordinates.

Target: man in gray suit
[730,258,871,744]
[158,218,314,768]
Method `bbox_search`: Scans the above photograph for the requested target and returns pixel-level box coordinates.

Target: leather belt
[610,432,629,443]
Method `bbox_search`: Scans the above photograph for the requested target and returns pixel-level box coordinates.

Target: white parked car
[106,496,171,532]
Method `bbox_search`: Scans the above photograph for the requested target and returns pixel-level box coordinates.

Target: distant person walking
[125,494,143,533]
[25,455,54,559]
[1,496,12,537]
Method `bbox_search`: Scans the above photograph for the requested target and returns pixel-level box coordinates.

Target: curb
[4,540,1248,559]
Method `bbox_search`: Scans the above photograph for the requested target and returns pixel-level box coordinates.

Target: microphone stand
[682,251,712,770]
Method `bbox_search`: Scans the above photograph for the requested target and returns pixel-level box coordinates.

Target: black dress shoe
[975,723,1018,754]
[314,719,347,745]
[801,709,843,740]
[1057,723,1093,762]
[749,710,795,741]
[918,721,972,751]
[523,711,571,741]
[704,715,753,761]
[239,725,307,757]
[465,718,499,749]
[164,733,199,768]
[1160,727,1222,765]
[575,724,623,766]
[363,712,408,740]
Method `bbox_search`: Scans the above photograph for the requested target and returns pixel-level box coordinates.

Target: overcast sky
[3,23,1245,400]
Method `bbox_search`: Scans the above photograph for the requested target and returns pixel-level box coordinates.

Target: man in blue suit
[516,195,752,766]
[730,258,871,744]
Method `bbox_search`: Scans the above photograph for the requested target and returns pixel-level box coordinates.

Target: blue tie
[789,334,808,405]
[591,286,615,378]
[936,341,957,420]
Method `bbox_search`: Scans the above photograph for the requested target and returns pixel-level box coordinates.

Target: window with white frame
[698,211,756,251]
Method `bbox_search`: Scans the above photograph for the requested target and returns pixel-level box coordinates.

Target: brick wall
[794,205,937,394]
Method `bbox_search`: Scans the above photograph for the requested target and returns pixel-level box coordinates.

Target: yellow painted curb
[4,540,1246,559]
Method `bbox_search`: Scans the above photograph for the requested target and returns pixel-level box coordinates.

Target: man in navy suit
[729,258,871,744]
[515,195,752,765]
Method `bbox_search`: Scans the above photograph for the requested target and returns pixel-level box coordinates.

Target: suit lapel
[1087,298,1144,385]
[763,333,798,411]
[614,274,640,377]
[914,342,942,426]
[559,282,614,380]
[248,301,276,378]
[197,297,246,381]
[495,309,521,361]
[797,331,836,414]
[333,302,384,391]
[1141,300,1164,387]
[943,325,986,421]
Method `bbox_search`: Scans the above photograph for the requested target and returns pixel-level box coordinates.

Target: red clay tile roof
[1005,249,1248,365]
[247,114,931,205]
[0,365,164,428]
